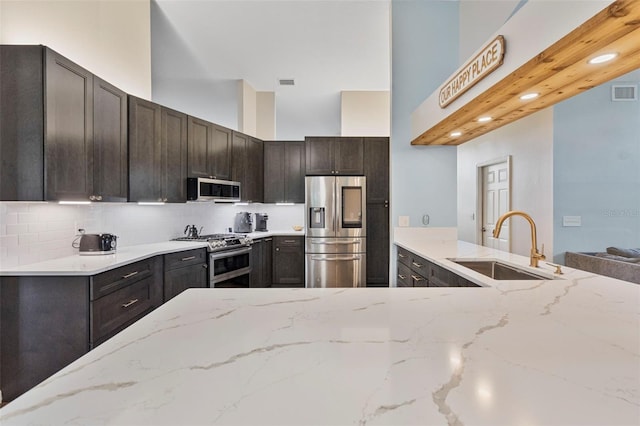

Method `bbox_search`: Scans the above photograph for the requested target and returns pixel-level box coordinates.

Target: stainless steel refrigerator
[305,176,366,288]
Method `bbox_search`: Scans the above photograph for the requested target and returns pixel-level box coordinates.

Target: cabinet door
[187,116,211,177]
[250,239,264,288]
[305,137,334,175]
[334,137,364,175]
[44,48,94,201]
[397,262,412,287]
[263,142,285,202]
[263,237,273,287]
[246,137,264,202]
[231,131,248,189]
[210,124,232,180]
[366,203,389,286]
[284,141,305,203]
[161,107,188,202]
[364,137,389,204]
[128,96,162,202]
[93,77,128,202]
[164,263,207,301]
[272,237,305,287]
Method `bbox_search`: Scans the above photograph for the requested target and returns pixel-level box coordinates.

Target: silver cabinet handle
[398,274,406,280]
[122,298,139,308]
[181,256,196,261]
[412,262,423,268]
[122,271,139,279]
[398,253,406,258]
[265,238,272,241]
[411,275,425,281]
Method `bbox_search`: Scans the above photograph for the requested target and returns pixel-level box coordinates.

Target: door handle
[310,256,361,261]
[121,298,139,308]
[122,271,139,279]
[411,262,423,268]
[411,275,425,281]
[310,239,360,245]
[181,256,196,261]
[398,274,406,280]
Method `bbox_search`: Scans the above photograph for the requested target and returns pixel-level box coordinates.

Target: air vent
[278,79,295,86]
[611,84,637,101]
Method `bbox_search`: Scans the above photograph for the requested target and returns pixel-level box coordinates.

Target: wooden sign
[439,35,505,108]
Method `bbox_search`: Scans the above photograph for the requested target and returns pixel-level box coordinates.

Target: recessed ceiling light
[477,116,492,123]
[588,53,618,64]
[450,131,462,137]
[520,92,539,100]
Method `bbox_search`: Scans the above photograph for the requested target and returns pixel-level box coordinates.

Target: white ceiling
[151,0,391,138]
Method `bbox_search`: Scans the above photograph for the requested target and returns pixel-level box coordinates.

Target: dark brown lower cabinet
[272,236,305,287]
[250,238,273,288]
[0,257,163,402]
[163,249,208,301]
[395,245,479,288]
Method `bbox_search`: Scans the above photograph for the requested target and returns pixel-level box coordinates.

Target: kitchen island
[1,231,639,425]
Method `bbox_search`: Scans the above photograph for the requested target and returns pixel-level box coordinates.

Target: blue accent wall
[553,71,640,261]
[391,0,459,228]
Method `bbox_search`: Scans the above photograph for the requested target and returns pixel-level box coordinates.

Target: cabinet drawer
[91,274,158,345]
[274,236,303,247]
[410,271,428,287]
[408,254,429,275]
[396,246,411,267]
[397,262,412,287]
[91,258,155,301]
[164,248,207,271]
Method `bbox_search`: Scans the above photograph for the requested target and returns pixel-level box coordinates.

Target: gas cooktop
[173,233,252,252]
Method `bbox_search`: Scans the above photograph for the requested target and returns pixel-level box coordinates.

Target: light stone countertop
[0,230,305,276]
[1,228,638,425]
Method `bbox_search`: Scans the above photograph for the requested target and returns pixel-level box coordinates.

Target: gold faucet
[492,210,546,267]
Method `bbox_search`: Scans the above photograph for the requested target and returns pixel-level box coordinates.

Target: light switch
[399,216,410,227]
[563,216,582,227]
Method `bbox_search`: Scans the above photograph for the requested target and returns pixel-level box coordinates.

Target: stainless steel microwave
[187,177,241,202]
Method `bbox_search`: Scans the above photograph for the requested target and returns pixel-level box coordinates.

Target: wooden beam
[412,0,640,146]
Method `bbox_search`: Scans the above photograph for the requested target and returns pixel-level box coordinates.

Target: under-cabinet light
[58,201,91,205]
[520,92,539,100]
[450,131,462,137]
[588,53,617,64]
[276,202,295,206]
[137,202,165,206]
[234,202,249,206]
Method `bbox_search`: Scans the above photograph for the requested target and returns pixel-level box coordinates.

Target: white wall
[457,109,554,258]
[0,202,304,268]
[341,91,390,136]
[238,80,257,137]
[0,0,152,99]
[256,92,276,140]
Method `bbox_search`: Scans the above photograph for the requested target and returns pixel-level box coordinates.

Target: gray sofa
[565,247,640,284]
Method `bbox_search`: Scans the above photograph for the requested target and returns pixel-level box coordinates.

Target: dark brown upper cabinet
[128,96,188,203]
[263,141,305,203]
[187,117,232,180]
[305,136,364,175]
[231,131,264,202]
[0,45,128,202]
[364,137,390,204]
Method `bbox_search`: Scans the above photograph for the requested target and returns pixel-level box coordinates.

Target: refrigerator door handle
[310,255,362,261]
[310,239,361,245]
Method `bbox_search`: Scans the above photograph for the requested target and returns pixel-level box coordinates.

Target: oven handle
[211,266,252,284]
[209,246,252,260]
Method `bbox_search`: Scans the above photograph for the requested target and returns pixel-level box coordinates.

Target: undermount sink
[449,259,557,280]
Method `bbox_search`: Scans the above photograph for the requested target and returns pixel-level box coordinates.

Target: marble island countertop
[1,229,638,425]
[0,230,304,276]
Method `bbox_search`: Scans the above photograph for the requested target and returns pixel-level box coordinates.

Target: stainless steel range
[174,233,252,288]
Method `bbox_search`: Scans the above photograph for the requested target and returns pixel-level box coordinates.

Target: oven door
[209,246,252,288]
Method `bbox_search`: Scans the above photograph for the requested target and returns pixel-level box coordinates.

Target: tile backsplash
[0,202,304,268]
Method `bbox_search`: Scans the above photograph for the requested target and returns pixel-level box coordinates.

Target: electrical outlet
[399,216,410,227]
[562,216,582,227]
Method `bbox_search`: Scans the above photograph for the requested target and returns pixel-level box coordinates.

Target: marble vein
[432,313,510,426]
[0,381,137,421]
[540,279,581,316]
[250,296,321,307]
[353,301,386,311]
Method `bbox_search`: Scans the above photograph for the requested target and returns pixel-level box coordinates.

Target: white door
[481,161,510,250]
